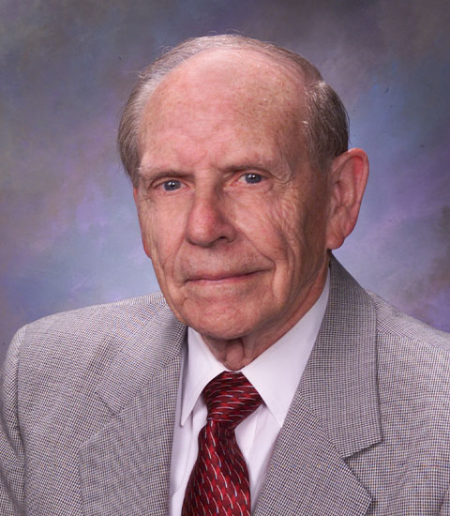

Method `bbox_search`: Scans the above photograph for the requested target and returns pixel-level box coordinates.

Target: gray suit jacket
[1,259,450,515]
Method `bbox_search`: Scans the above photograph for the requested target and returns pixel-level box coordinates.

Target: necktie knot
[203,371,262,430]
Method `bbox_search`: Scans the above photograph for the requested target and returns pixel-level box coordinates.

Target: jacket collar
[301,256,381,458]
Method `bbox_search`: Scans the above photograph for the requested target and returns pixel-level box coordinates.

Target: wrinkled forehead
[139,48,308,145]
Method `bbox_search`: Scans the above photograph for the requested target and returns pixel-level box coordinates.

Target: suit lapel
[255,258,382,515]
[253,396,373,515]
[78,300,186,516]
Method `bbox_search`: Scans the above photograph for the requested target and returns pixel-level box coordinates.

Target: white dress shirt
[169,273,329,515]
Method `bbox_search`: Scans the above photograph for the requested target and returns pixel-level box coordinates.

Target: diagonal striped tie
[182,371,263,516]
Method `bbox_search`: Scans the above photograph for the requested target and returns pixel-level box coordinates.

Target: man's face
[134,50,332,344]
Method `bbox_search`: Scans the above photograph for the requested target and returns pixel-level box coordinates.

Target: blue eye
[243,173,263,184]
[162,180,181,191]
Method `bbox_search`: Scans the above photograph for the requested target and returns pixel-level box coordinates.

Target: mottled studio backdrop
[1,0,449,363]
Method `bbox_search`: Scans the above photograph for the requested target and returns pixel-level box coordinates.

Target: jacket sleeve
[0,328,27,516]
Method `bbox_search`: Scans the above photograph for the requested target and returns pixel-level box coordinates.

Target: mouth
[186,270,263,284]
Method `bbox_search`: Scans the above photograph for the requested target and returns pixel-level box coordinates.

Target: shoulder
[369,290,450,360]
[368,291,450,421]
[331,256,450,398]
[2,293,185,403]
[19,290,170,337]
[10,292,169,359]
[332,257,450,360]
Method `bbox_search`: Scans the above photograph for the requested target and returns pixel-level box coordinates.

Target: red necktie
[182,371,263,516]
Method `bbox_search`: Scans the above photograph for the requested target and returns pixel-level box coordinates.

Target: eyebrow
[137,167,186,179]
[137,156,291,183]
[136,166,192,188]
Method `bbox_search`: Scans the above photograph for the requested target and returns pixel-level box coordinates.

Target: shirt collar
[180,328,226,425]
[181,271,330,426]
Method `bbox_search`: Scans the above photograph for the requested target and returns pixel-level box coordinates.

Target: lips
[186,270,261,282]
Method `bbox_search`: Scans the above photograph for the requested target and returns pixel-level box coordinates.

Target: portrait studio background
[1,0,449,363]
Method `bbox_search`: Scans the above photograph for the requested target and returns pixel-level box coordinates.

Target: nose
[185,188,237,247]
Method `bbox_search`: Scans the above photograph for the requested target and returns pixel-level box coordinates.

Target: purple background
[1,0,449,363]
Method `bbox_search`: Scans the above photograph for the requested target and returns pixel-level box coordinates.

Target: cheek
[150,230,184,280]
[234,194,305,293]
[257,188,326,281]
[137,204,182,272]
[262,193,308,258]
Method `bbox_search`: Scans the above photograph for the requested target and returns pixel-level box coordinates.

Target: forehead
[138,49,307,155]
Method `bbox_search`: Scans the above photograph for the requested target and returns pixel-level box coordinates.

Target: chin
[199,325,244,341]
[166,288,277,341]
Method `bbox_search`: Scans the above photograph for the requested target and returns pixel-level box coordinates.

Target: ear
[326,148,369,250]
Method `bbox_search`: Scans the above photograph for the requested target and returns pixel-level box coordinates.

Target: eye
[241,172,263,184]
[161,179,181,191]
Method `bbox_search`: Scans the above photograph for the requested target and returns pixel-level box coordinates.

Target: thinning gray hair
[118,35,349,186]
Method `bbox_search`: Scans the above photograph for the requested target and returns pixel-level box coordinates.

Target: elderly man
[1,35,450,516]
